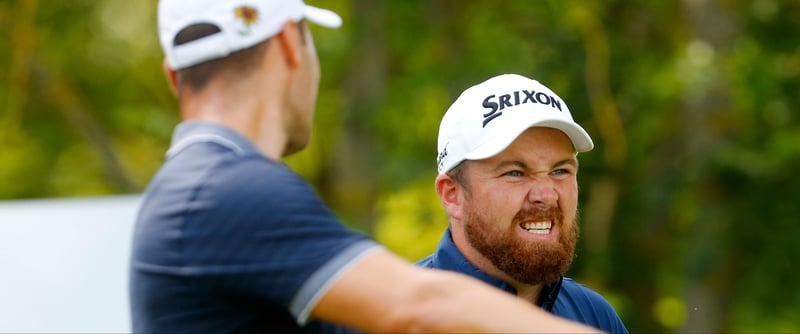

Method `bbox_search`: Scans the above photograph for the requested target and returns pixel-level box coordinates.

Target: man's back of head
[155,0,342,158]
[158,0,341,94]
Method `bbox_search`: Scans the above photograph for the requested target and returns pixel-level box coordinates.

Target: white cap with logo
[158,0,342,70]
[436,74,594,174]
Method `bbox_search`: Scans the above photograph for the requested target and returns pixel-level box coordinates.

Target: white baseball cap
[158,0,342,70]
[436,74,594,174]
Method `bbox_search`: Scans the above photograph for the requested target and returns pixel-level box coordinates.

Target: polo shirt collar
[167,121,260,158]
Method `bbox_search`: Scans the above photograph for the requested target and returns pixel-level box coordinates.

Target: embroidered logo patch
[234,6,258,34]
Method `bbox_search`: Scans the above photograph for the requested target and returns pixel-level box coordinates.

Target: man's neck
[180,80,288,161]
[513,284,544,305]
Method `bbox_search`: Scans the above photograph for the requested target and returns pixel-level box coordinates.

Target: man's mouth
[520,221,552,235]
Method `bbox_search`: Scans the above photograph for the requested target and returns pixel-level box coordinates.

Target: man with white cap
[420,74,628,333]
[130,1,603,333]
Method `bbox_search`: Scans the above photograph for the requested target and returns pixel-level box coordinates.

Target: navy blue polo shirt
[418,228,629,334]
[129,121,380,333]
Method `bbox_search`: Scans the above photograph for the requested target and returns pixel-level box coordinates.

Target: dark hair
[171,21,308,93]
[172,23,270,92]
[447,162,471,196]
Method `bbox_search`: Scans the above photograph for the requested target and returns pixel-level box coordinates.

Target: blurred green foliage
[2,0,799,332]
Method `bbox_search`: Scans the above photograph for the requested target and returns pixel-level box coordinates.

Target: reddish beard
[463,205,578,285]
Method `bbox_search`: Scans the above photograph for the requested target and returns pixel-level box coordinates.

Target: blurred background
[1,0,799,332]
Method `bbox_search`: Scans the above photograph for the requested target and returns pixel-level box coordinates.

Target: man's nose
[526,176,558,208]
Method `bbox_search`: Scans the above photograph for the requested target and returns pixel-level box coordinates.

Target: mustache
[512,206,563,225]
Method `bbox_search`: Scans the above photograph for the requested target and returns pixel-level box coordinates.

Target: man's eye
[505,170,524,177]
[551,169,571,176]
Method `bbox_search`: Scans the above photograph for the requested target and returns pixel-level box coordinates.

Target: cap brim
[303,5,342,28]
[465,118,594,162]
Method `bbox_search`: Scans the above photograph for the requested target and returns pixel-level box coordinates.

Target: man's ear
[435,174,464,222]
[163,59,179,97]
[276,20,301,69]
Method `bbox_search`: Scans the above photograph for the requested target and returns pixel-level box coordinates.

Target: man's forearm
[313,249,603,333]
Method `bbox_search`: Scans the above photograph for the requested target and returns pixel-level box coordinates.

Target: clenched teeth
[521,221,552,234]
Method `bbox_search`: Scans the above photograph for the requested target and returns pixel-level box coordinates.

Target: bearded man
[419,74,628,334]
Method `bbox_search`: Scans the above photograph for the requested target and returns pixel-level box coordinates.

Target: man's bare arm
[313,248,603,333]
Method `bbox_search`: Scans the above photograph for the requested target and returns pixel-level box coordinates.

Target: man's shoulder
[142,145,322,228]
[557,277,628,333]
[559,277,615,306]
[168,145,306,195]
[202,156,325,217]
